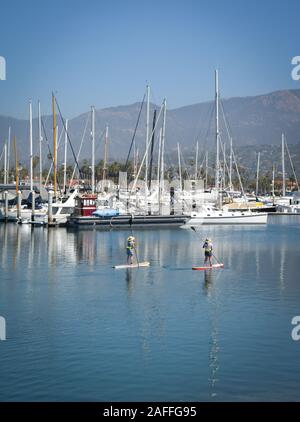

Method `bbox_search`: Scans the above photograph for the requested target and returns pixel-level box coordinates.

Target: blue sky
[0,0,299,118]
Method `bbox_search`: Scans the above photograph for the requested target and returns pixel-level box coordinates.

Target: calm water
[0,215,300,401]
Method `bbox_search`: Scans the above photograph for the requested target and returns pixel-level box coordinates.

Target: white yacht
[277,192,300,214]
[184,205,268,225]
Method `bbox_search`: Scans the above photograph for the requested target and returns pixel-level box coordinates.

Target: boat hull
[185,212,268,225]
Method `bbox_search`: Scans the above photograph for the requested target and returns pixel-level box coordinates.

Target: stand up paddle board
[113,261,150,269]
[192,263,224,271]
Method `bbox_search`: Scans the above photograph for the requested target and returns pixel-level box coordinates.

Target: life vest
[127,239,135,250]
[204,242,212,252]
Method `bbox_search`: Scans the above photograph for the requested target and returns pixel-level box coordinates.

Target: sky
[0,0,300,118]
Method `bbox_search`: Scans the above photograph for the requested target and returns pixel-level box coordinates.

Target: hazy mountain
[1,89,300,166]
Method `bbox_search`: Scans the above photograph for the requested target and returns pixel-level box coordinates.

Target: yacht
[184,205,268,225]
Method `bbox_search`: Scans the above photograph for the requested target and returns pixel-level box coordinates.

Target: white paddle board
[192,263,224,271]
[113,261,150,269]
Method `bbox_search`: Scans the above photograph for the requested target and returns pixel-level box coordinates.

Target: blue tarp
[92,208,120,217]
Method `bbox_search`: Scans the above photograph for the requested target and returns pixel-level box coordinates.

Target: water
[0,215,300,401]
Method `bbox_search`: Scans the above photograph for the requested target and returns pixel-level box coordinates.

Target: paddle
[129,214,139,267]
[133,245,139,267]
[190,226,223,265]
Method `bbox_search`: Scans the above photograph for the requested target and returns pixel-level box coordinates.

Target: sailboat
[185,70,268,226]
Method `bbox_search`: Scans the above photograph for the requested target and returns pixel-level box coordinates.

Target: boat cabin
[74,194,97,216]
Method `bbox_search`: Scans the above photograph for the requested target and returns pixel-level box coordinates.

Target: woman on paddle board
[126,236,136,265]
[203,238,213,266]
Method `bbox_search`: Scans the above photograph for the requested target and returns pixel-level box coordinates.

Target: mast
[177,142,182,191]
[29,100,33,192]
[229,137,233,190]
[272,163,275,204]
[91,106,95,194]
[160,99,167,193]
[215,69,220,190]
[148,109,156,190]
[13,137,18,194]
[195,141,198,181]
[282,133,286,196]
[63,119,68,192]
[52,93,57,196]
[157,128,162,181]
[103,125,108,182]
[145,85,150,192]
[205,151,208,189]
[4,141,7,184]
[38,101,42,189]
[133,137,136,179]
[223,141,226,188]
[157,128,162,213]
[256,152,260,196]
[7,126,11,183]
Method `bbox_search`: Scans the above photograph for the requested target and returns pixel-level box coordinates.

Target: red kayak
[192,263,224,271]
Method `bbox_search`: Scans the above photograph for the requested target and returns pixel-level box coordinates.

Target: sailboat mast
[103,125,108,182]
[215,69,220,190]
[133,137,136,179]
[158,128,162,214]
[63,119,68,192]
[145,85,150,191]
[256,152,260,196]
[7,126,11,182]
[52,93,57,196]
[148,109,156,190]
[272,163,275,204]
[223,141,226,187]
[229,137,233,190]
[205,151,208,189]
[29,100,33,192]
[38,101,42,189]
[157,128,162,181]
[282,133,286,196]
[13,137,18,194]
[160,99,167,192]
[4,141,7,184]
[91,106,95,194]
[195,141,198,181]
[177,143,182,191]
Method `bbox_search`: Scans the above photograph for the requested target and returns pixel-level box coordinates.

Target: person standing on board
[203,238,213,266]
[126,236,136,265]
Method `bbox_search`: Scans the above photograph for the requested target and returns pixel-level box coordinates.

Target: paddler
[126,235,136,265]
[203,237,213,266]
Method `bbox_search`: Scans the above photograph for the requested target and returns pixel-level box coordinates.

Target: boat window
[60,208,73,214]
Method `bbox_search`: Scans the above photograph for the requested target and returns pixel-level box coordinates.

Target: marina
[0,215,299,401]
[1,0,300,409]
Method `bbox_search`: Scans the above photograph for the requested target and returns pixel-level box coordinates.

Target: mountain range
[1,89,300,166]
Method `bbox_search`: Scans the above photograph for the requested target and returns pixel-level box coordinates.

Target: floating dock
[67,214,189,229]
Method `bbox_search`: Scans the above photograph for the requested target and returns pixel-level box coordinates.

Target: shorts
[127,249,133,256]
[205,251,212,257]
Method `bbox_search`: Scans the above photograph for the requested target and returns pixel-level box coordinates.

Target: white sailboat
[185,70,268,226]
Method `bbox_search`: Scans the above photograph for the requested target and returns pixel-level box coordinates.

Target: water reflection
[203,270,220,399]
[204,269,213,288]
[0,220,298,401]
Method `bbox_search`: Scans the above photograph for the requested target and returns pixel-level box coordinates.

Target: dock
[67,214,189,229]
